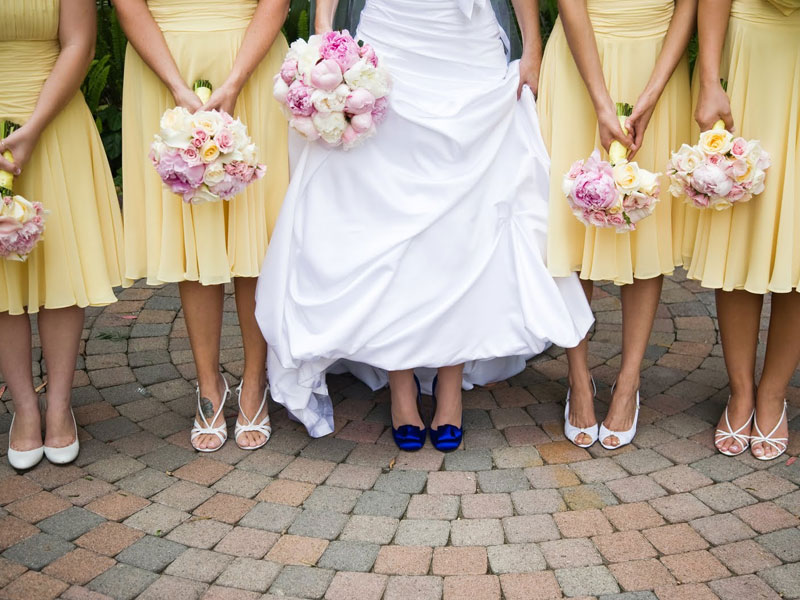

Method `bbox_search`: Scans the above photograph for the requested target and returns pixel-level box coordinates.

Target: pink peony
[155,151,206,195]
[285,80,314,117]
[310,59,344,92]
[341,125,360,147]
[727,183,747,202]
[692,163,733,198]
[570,151,617,210]
[359,43,379,67]
[349,111,373,134]
[567,159,584,179]
[371,96,389,125]
[319,30,361,72]
[216,128,234,153]
[345,88,375,115]
[289,116,320,141]
[280,58,299,84]
[210,174,246,199]
[0,215,22,236]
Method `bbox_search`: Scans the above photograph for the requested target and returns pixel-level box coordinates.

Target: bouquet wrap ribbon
[0,120,19,195]
[193,80,212,104]
[608,103,633,166]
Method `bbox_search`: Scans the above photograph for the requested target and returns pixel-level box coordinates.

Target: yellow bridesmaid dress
[0,0,127,315]
[538,0,691,285]
[122,0,289,286]
[682,0,800,293]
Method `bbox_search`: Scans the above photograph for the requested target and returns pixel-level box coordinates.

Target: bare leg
[752,292,800,459]
[233,277,269,448]
[715,289,761,454]
[389,369,423,429]
[432,364,464,429]
[0,313,40,451]
[38,307,83,447]
[602,276,663,447]
[180,281,226,450]
[566,278,595,446]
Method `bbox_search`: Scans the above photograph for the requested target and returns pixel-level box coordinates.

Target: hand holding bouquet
[0,120,46,261]
[668,120,770,211]
[150,81,266,205]
[562,103,661,233]
[273,31,391,150]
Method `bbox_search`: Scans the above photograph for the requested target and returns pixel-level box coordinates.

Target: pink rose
[319,30,361,72]
[286,80,314,117]
[570,151,617,210]
[193,129,209,148]
[727,183,747,202]
[585,210,608,228]
[310,59,344,92]
[216,128,234,153]
[371,96,389,125]
[345,88,376,115]
[181,147,202,165]
[692,163,733,199]
[607,213,628,229]
[0,216,22,236]
[349,111,373,134]
[290,116,321,141]
[280,58,299,84]
[707,153,724,166]
[359,43,379,67]
[685,185,710,208]
[730,137,748,158]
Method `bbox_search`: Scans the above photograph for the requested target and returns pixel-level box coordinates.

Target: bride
[255,0,594,451]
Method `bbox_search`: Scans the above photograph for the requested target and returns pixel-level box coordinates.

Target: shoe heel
[429,376,463,452]
[391,375,426,452]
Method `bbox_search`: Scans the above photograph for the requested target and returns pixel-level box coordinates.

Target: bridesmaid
[115,0,290,451]
[684,0,799,459]
[538,0,696,448]
[0,0,127,469]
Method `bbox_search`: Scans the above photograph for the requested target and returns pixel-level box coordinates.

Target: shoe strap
[193,380,229,437]
[715,407,753,446]
[751,402,788,452]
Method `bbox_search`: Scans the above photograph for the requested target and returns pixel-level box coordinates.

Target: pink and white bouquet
[0,120,46,261]
[150,81,266,205]
[667,121,770,211]
[273,31,391,149]
[562,103,661,233]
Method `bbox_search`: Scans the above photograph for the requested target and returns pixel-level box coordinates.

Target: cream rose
[192,113,223,137]
[699,128,734,155]
[203,162,226,186]
[612,160,641,194]
[200,141,220,163]
[638,169,661,196]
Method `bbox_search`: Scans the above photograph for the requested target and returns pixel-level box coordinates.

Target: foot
[390,376,424,429]
[431,383,462,430]
[715,392,754,455]
[193,376,228,451]
[601,376,639,448]
[9,404,43,452]
[43,401,77,449]
[751,398,789,460]
[567,374,596,447]
[236,379,270,449]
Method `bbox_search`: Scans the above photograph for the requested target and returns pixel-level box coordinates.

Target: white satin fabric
[255,0,594,438]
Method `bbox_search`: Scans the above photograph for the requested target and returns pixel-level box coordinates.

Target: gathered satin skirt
[121,0,289,285]
[682,0,800,293]
[255,0,594,437]
[538,0,691,284]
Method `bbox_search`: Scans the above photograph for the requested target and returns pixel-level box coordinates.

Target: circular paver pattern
[0,272,799,600]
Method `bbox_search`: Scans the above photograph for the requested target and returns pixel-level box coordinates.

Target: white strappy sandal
[191,377,230,452]
[234,382,272,451]
[564,378,598,448]
[751,400,789,462]
[715,400,753,456]
[599,383,640,450]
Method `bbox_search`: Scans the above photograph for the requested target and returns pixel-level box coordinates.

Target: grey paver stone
[123,503,190,536]
[270,565,335,599]
[303,486,362,514]
[300,437,356,463]
[239,502,301,533]
[394,519,450,547]
[353,491,411,519]
[116,535,187,572]
[86,456,147,483]
[166,518,233,549]
[759,563,800,599]
[511,489,566,514]
[477,468,529,493]
[692,482,758,512]
[691,454,754,482]
[383,575,443,600]
[374,471,428,494]
[164,547,234,583]
[151,480,215,512]
[444,449,493,472]
[570,458,629,483]
[117,468,175,498]
[757,528,800,563]
[137,574,207,600]
[540,538,604,569]
[139,445,195,473]
[85,417,141,442]
[214,557,282,592]
[492,446,543,469]
[340,515,399,545]
[450,518,504,546]
[502,514,561,543]
[613,449,674,475]
[88,564,159,600]
[1,533,74,570]
[598,593,658,600]
[37,506,106,541]
[288,509,349,540]
[690,513,757,545]
[212,470,272,499]
[555,565,621,597]
[487,543,546,573]
[317,541,381,572]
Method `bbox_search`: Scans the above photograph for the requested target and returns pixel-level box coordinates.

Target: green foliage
[284,0,311,42]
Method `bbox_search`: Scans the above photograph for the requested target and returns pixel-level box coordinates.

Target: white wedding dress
[255,0,594,437]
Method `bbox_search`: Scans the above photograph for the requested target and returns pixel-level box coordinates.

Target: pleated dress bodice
[145,0,259,31]
[0,0,60,123]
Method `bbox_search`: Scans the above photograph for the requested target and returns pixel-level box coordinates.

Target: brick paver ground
[1,273,799,599]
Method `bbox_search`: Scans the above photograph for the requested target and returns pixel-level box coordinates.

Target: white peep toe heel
[564,378,598,448]
[599,383,640,450]
[234,382,272,451]
[715,399,753,456]
[191,377,230,452]
[44,409,80,465]
[7,413,44,470]
[750,400,789,461]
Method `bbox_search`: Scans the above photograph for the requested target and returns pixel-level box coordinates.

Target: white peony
[292,37,324,82]
[189,186,221,205]
[311,84,349,113]
[159,107,193,148]
[312,111,347,145]
[273,76,290,104]
[343,59,391,98]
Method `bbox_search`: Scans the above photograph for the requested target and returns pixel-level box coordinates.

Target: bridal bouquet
[150,81,266,205]
[667,121,770,211]
[562,103,661,233]
[273,31,391,149]
[0,120,47,261]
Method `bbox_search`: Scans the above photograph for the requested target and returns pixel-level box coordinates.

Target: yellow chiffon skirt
[122,0,289,285]
[0,22,127,314]
[682,0,800,293]
[538,0,691,285]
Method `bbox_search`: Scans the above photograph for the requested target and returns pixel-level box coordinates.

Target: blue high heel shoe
[391,375,426,452]
[429,376,463,452]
